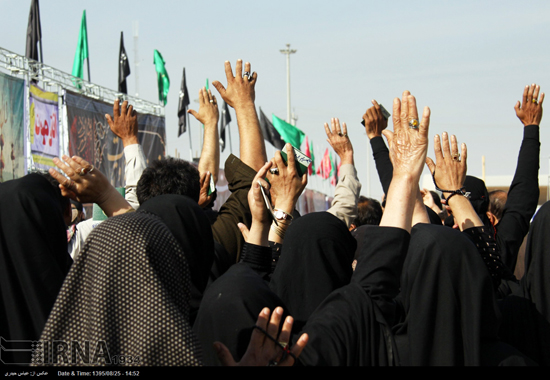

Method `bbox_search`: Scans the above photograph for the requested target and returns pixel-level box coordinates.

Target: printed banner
[0,72,25,183]
[29,85,59,170]
[65,91,166,188]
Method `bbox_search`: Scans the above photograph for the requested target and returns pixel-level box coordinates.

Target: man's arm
[105,99,146,210]
[497,84,543,269]
[363,100,392,196]
[212,60,267,171]
[188,87,220,208]
[324,118,362,228]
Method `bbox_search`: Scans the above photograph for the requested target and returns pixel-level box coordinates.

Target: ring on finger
[533,99,538,104]
[78,167,87,176]
[270,167,279,175]
[409,119,419,129]
[243,71,251,80]
[338,132,343,137]
[452,153,460,161]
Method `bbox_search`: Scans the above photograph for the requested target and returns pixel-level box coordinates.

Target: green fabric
[71,10,89,87]
[310,140,315,174]
[271,114,305,148]
[154,49,170,105]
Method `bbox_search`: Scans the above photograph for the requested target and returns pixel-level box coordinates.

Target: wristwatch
[273,209,293,222]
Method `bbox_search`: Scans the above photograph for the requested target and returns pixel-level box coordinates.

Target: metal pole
[280,44,296,124]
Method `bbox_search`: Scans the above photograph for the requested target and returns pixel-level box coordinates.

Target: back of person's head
[353,196,383,227]
[488,190,507,220]
[137,157,200,205]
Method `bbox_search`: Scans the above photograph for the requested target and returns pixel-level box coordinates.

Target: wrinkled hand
[49,155,132,216]
[515,83,544,126]
[266,144,308,213]
[214,307,308,366]
[198,171,214,209]
[212,60,257,109]
[324,118,353,165]
[426,132,467,192]
[188,87,219,127]
[363,99,388,139]
[49,155,110,204]
[105,99,138,147]
[382,91,430,179]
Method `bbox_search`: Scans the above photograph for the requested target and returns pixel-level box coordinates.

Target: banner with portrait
[29,85,59,170]
[0,72,25,182]
[65,91,166,188]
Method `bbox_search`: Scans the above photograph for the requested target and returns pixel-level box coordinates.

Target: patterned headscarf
[36,212,202,366]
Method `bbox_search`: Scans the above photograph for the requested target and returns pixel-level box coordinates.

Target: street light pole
[280,43,297,124]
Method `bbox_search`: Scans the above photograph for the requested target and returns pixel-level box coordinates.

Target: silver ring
[409,119,419,129]
[88,165,94,173]
[78,168,86,176]
[452,153,460,161]
[243,71,251,80]
[209,100,214,103]
[269,167,279,175]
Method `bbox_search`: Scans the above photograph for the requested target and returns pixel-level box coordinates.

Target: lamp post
[280,43,297,124]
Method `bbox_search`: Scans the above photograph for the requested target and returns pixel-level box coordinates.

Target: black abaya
[0,174,71,365]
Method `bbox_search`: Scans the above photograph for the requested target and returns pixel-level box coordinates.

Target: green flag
[271,114,305,148]
[205,78,209,91]
[153,49,170,105]
[309,139,315,174]
[72,10,89,87]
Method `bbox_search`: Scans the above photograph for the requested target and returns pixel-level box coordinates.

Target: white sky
[2,0,550,200]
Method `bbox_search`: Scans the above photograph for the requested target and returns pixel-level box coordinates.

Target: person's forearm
[235,103,267,171]
[97,187,133,217]
[411,189,430,226]
[198,122,220,183]
[447,195,484,231]
[380,174,417,232]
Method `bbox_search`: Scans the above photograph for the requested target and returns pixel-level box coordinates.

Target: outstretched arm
[496,84,543,269]
[188,87,220,208]
[105,99,146,210]
[380,91,430,232]
[213,60,267,171]
[324,118,362,228]
[363,100,392,196]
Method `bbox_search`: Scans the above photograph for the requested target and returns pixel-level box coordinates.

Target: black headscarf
[0,174,71,364]
[393,224,518,366]
[269,212,356,331]
[193,263,286,366]
[138,194,215,325]
[36,212,202,366]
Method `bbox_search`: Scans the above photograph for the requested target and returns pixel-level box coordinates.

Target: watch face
[274,210,284,219]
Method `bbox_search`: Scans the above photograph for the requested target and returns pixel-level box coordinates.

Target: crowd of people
[1,58,548,366]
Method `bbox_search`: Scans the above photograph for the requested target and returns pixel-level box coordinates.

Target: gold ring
[409,119,419,129]
[533,99,538,104]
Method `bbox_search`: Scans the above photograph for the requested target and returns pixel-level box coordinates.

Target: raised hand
[382,91,430,180]
[49,155,132,217]
[515,84,544,126]
[363,99,388,139]
[105,99,138,147]
[212,60,257,109]
[214,307,308,366]
[188,87,219,127]
[426,132,467,194]
[266,143,308,214]
[324,118,353,165]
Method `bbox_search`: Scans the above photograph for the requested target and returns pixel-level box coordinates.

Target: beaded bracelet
[431,171,471,202]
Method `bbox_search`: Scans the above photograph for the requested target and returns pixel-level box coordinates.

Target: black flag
[178,68,190,136]
[118,32,130,94]
[259,107,285,150]
[25,0,42,62]
[219,101,231,152]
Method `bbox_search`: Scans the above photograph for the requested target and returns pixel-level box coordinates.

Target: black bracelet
[431,171,470,200]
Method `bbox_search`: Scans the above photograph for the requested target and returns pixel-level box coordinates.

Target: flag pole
[187,112,193,161]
